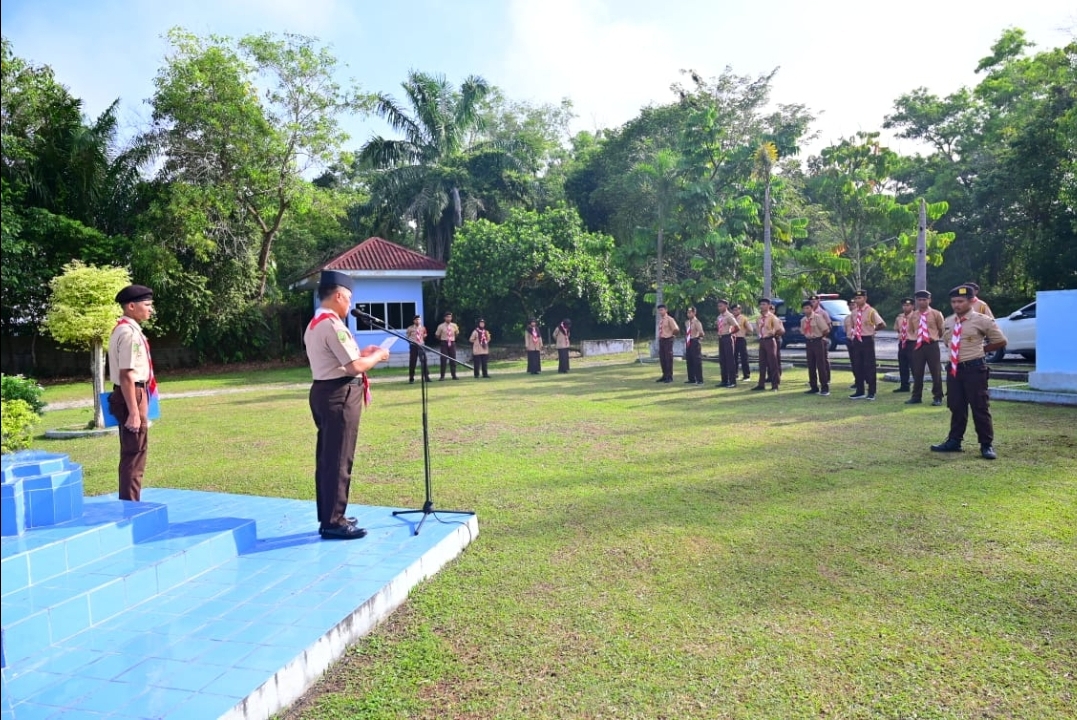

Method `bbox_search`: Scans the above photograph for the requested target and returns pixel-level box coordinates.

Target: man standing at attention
[655,304,679,384]
[892,297,915,393]
[305,271,391,539]
[553,318,572,373]
[714,299,738,388]
[931,285,1007,460]
[469,318,492,378]
[435,311,460,380]
[107,284,157,501]
[751,298,783,392]
[525,318,544,374]
[848,290,886,400]
[406,314,431,384]
[801,300,831,396]
[684,306,705,385]
[731,303,752,382]
[907,290,945,406]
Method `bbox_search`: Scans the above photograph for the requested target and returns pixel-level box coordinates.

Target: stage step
[0,498,257,665]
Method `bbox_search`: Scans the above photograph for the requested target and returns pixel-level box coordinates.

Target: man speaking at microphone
[305,271,391,540]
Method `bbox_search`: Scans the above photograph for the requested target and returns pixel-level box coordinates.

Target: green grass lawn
[35,358,1077,719]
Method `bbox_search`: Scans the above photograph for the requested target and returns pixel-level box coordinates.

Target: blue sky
[3,0,1075,159]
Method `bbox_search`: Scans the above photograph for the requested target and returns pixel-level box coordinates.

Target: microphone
[351,308,382,327]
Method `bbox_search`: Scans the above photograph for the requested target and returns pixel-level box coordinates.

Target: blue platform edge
[0,488,478,720]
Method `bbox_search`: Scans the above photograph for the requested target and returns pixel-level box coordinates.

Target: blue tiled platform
[1,485,478,720]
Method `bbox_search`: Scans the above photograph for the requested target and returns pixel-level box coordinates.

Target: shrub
[1,374,46,415]
[1,399,39,454]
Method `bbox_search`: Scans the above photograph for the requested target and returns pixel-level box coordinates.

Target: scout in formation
[525,319,544,374]
[434,311,460,380]
[469,319,492,378]
[892,297,915,393]
[684,306,705,385]
[751,298,784,391]
[800,299,831,396]
[714,299,738,388]
[553,318,572,373]
[846,290,887,400]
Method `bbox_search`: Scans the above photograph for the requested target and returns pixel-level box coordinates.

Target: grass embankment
[37,357,1076,719]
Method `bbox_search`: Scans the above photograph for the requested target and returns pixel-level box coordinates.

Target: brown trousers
[947,361,994,445]
[658,337,674,380]
[409,344,431,382]
[685,338,703,383]
[849,337,877,395]
[717,335,736,385]
[108,387,149,501]
[757,338,781,389]
[911,341,943,402]
[734,337,750,378]
[805,338,830,391]
[439,342,458,379]
[309,379,363,528]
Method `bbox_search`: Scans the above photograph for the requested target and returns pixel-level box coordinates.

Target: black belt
[807,337,826,342]
[952,358,985,369]
[113,382,146,390]
[313,376,363,386]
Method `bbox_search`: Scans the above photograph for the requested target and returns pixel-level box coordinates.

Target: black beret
[115,284,153,305]
[318,270,352,291]
[717,298,729,305]
[730,303,741,310]
[901,297,913,304]
[914,290,932,299]
[964,281,980,293]
[949,285,972,298]
[853,289,867,298]
[801,300,812,308]
[758,297,771,304]
[809,294,819,300]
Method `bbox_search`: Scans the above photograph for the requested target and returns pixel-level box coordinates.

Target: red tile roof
[321,237,446,272]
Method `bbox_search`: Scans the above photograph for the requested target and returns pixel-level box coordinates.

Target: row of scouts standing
[101,271,1007,545]
[653,283,1006,460]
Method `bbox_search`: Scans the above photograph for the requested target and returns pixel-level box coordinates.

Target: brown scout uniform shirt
[756,312,783,339]
[658,315,679,339]
[470,328,492,355]
[304,310,361,380]
[406,324,427,344]
[893,311,914,343]
[714,310,737,339]
[685,317,704,342]
[971,299,993,318]
[942,312,1006,363]
[108,319,152,385]
[848,304,884,338]
[910,308,945,342]
[553,326,571,349]
[734,315,752,339]
[524,328,543,351]
[802,312,830,339]
[435,322,459,345]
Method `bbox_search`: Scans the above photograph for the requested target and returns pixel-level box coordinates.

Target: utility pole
[915,198,928,292]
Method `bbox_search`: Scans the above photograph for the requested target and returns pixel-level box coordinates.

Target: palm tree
[358,71,500,263]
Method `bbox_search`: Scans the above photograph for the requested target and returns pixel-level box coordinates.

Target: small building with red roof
[293,237,446,361]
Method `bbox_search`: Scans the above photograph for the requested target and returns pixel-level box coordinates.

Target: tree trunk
[256,228,276,301]
[763,181,773,299]
[915,198,928,292]
[90,339,105,429]
[654,226,664,358]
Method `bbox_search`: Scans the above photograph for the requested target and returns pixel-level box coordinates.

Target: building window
[354,301,416,330]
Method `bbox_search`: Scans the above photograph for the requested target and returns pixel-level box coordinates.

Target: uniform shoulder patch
[337,330,350,344]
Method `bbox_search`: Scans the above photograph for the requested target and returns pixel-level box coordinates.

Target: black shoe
[685,380,696,384]
[656,377,666,383]
[804,388,819,394]
[452,376,458,380]
[726,383,736,388]
[866,394,875,401]
[750,386,766,392]
[931,399,943,406]
[483,375,490,378]
[931,439,963,453]
[742,375,750,381]
[980,444,997,460]
[849,384,857,389]
[820,389,830,396]
[893,386,910,393]
[849,393,867,400]
[905,398,922,404]
[662,378,673,383]
[319,523,368,540]
[409,379,415,384]
[439,377,445,381]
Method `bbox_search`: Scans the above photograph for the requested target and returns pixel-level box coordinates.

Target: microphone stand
[351,309,475,536]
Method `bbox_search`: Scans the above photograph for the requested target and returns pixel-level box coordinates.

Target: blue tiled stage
[1,487,477,720]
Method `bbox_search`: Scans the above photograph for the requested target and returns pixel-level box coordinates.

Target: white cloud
[502,0,692,133]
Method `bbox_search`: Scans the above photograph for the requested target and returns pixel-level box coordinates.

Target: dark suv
[773,295,850,352]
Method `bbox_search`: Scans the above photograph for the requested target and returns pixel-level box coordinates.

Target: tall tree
[358,71,512,263]
[146,28,364,300]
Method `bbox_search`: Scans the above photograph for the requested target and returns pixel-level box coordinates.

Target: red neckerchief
[114,317,157,396]
[558,322,569,341]
[309,310,370,405]
[477,328,489,347]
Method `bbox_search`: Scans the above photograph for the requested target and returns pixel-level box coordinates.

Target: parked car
[989,300,1036,362]
[773,295,850,352]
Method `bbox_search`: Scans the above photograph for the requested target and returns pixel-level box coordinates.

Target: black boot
[930,438,963,452]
